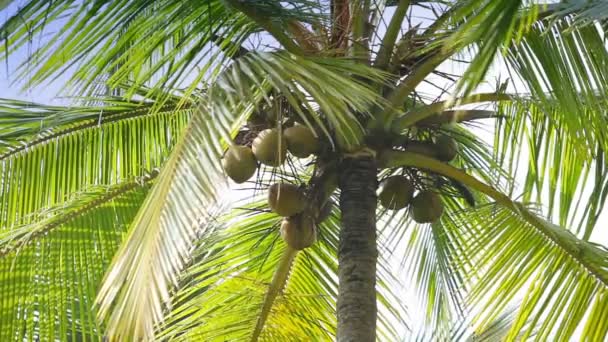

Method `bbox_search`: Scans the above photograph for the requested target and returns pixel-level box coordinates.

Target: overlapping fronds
[439,0,538,94]
[451,204,608,341]
[214,51,387,150]
[0,98,143,150]
[0,0,331,102]
[0,184,150,341]
[0,101,191,231]
[407,303,533,341]
[159,196,406,341]
[495,100,608,239]
[545,0,608,27]
[1,0,608,340]
[0,0,256,100]
[506,18,608,153]
[0,97,192,340]
[382,150,608,340]
[377,189,486,340]
[158,209,327,341]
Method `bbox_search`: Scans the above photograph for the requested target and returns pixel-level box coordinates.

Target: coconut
[410,190,444,223]
[284,124,319,158]
[406,141,439,159]
[221,145,257,183]
[378,176,414,210]
[268,183,306,217]
[435,135,458,162]
[280,214,317,250]
[252,128,287,166]
[316,199,334,223]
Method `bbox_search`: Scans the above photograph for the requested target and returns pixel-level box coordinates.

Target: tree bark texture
[337,154,378,342]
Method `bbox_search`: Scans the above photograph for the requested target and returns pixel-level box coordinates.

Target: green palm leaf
[0,97,191,340]
[159,196,406,341]
[384,150,608,340]
[0,184,150,341]
[0,100,190,231]
[494,100,608,239]
[458,204,608,340]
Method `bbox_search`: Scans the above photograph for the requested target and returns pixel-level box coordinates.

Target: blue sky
[0,2,72,104]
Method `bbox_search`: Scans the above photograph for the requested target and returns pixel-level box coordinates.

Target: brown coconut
[280,214,317,250]
[268,183,306,217]
[410,190,444,223]
[221,145,257,183]
[252,128,287,166]
[378,175,414,210]
[435,135,458,162]
[284,124,319,158]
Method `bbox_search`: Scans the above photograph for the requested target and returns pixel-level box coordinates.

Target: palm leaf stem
[0,171,158,257]
[375,0,412,70]
[394,93,514,130]
[0,103,190,160]
[250,246,298,342]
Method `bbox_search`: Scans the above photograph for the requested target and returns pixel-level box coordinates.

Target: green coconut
[268,183,306,217]
[280,214,317,250]
[406,141,439,159]
[316,199,334,223]
[252,128,287,166]
[435,135,458,162]
[221,145,257,183]
[410,190,444,223]
[284,124,319,158]
[378,175,414,210]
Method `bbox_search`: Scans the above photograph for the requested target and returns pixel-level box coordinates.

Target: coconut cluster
[404,134,459,162]
[375,133,459,224]
[222,124,320,184]
[222,110,323,250]
[378,175,444,223]
[266,182,326,250]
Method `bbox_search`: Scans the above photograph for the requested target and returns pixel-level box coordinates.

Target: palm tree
[1,0,608,340]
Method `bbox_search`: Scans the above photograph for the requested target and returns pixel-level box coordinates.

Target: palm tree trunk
[337,153,378,342]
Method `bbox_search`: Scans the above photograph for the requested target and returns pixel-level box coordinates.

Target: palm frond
[383,151,608,340]
[0,97,191,340]
[441,0,538,94]
[158,206,324,341]
[0,172,157,256]
[0,98,143,150]
[545,0,608,28]
[494,100,608,239]
[407,302,534,341]
[159,196,406,341]
[0,0,254,100]
[0,184,150,341]
[0,101,190,232]
[506,18,608,152]
[455,204,608,341]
